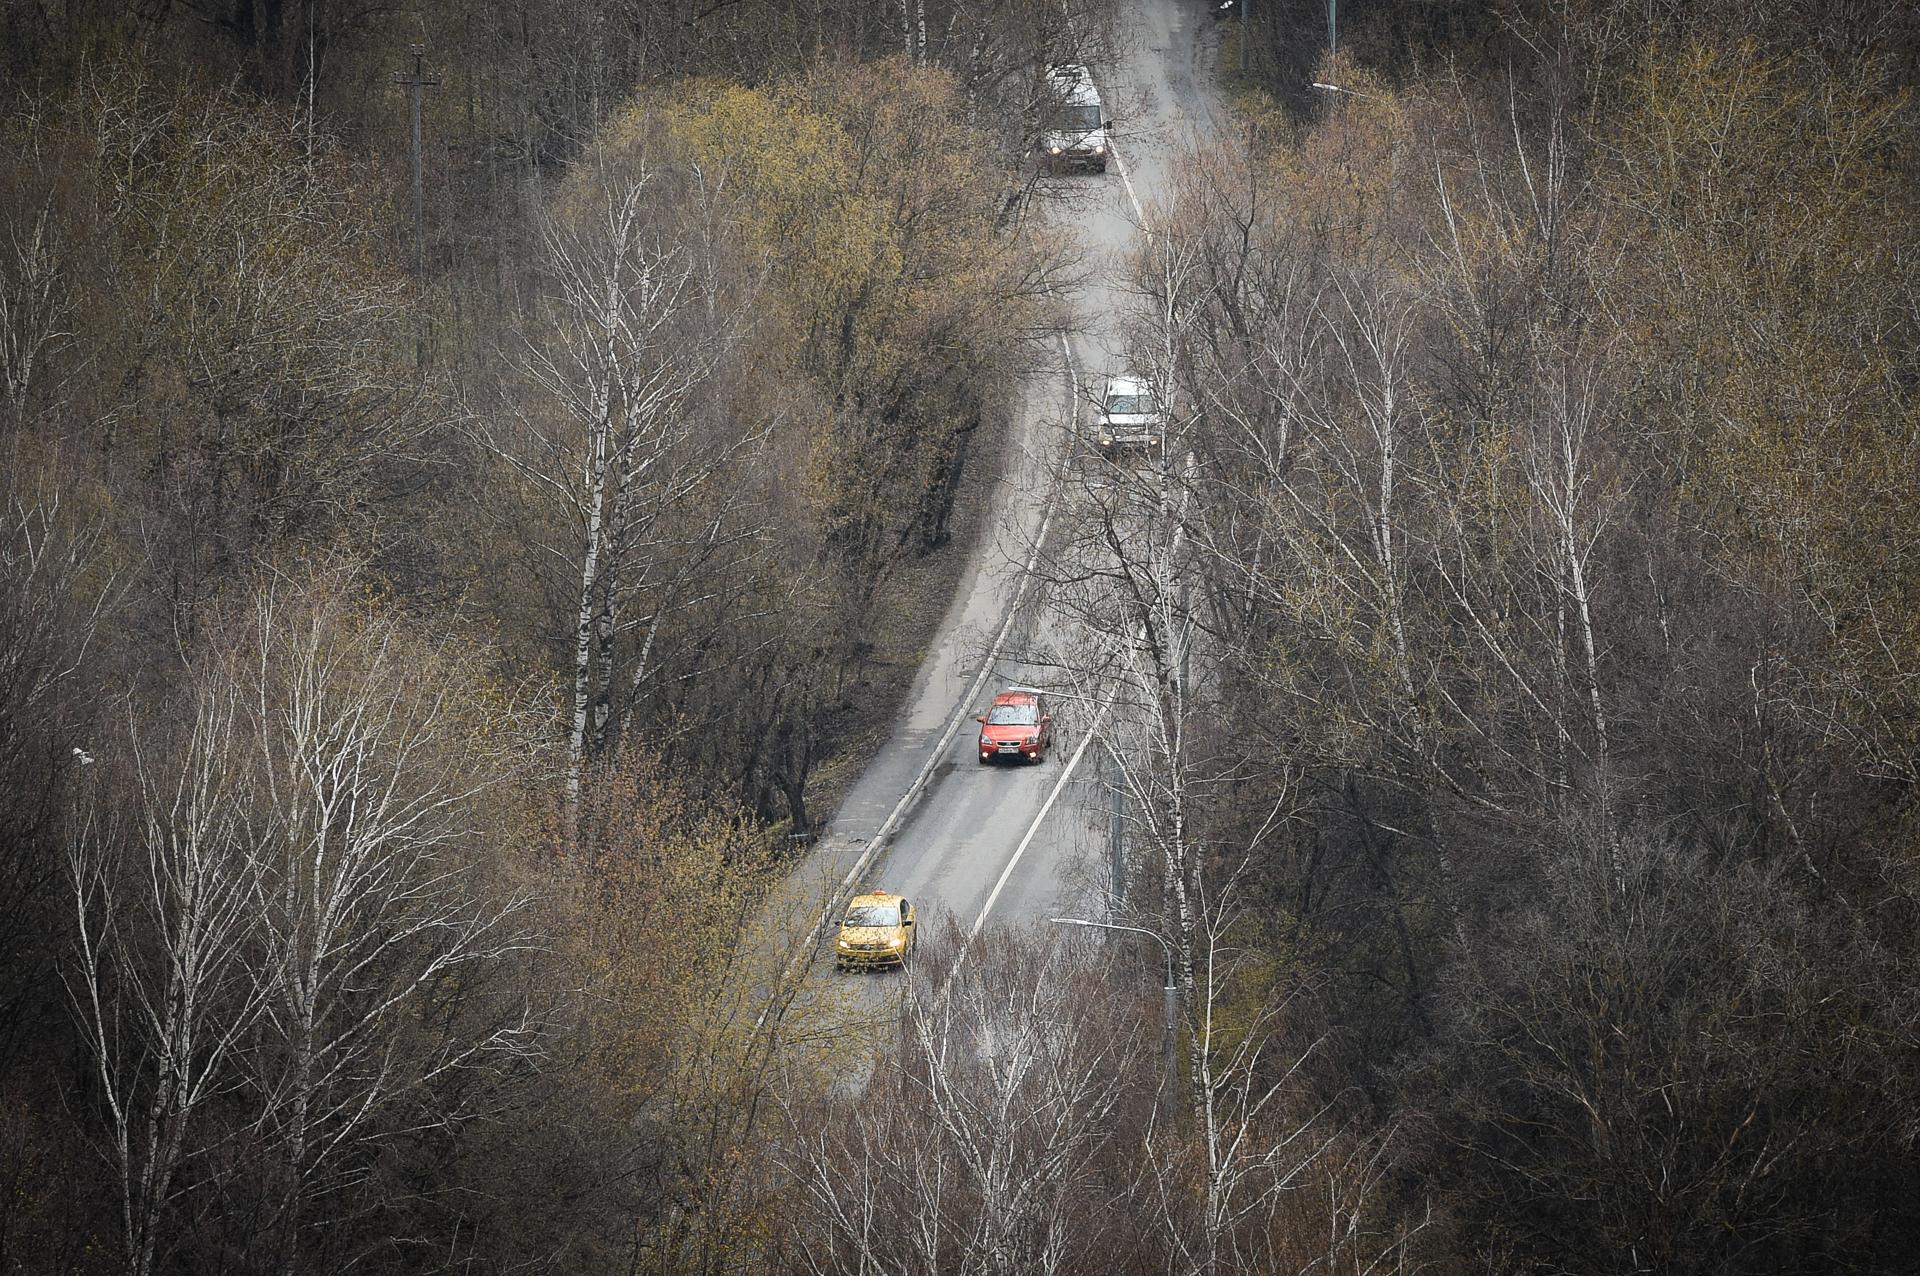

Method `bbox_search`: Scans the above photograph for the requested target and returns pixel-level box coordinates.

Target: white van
[1039,63,1109,174]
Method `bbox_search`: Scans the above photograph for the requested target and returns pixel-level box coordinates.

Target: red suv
[976,690,1053,764]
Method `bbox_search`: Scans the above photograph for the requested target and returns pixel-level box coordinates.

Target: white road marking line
[1062,329,1078,414]
[825,329,1077,908]
[943,109,1152,978]
[967,685,1119,940]
[755,332,1081,1026]
[1109,144,1152,236]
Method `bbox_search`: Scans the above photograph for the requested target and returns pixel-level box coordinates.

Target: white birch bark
[65,570,541,1276]
[780,937,1138,1275]
[1295,270,1471,932]
[239,580,539,1274]
[472,148,760,829]
[1527,357,1621,881]
[567,365,615,825]
[65,686,269,1276]
[0,204,72,427]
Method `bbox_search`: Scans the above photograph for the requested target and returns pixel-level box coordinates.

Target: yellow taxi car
[833,891,916,971]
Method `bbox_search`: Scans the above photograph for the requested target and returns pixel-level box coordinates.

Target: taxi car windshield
[844,904,900,927]
[987,703,1039,725]
[1106,393,1155,416]
[1056,104,1102,131]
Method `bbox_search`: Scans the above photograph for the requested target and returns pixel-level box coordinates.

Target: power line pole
[1052,918,1180,1113]
[393,46,438,275]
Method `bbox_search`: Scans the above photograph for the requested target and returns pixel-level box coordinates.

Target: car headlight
[1050,145,1062,155]
[1094,145,1106,155]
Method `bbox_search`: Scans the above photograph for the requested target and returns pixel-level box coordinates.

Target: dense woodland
[2,0,1917,1272]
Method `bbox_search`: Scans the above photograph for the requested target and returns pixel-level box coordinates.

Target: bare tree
[230,573,543,1276]
[1131,859,1426,1276]
[0,198,72,434]
[1414,75,1633,862]
[65,683,270,1276]
[1,462,121,1035]
[1423,825,1919,1274]
[780,929,1149,1276]
[66,564,544,1275]
[475,121,761,824]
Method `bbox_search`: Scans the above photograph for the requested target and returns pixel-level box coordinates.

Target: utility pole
[1328,0,1337,59]
[393,46,438,275]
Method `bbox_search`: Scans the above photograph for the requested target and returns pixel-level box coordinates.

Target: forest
[1,0,1917,1272]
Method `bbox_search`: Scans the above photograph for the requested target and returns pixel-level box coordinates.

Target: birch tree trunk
[239,576,539,1275]
[0,204,71,431]
[65,684,269,1276]
[1529,355,1621,880]
[475,141,759,832]
[67,565,542,1276]
[1312,270,1467,935]
[566,370,616,827]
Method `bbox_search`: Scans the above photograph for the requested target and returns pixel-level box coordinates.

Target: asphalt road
[800,0,1223,958]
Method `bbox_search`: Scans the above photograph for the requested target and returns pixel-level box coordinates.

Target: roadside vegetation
[1,0,1915,1273]
[1090,4,1920,1272]
[0,0,1087,1269]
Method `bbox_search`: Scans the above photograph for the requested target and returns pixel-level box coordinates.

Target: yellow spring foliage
[663,78,898,367]
[1608,40,1920,771]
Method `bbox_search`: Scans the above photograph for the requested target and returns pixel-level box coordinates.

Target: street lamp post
[1051,917,1178,1108]
[393,46,438,275]
[1310,81,1376,111]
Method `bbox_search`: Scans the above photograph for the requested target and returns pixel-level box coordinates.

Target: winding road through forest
[795,0,1223,956]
